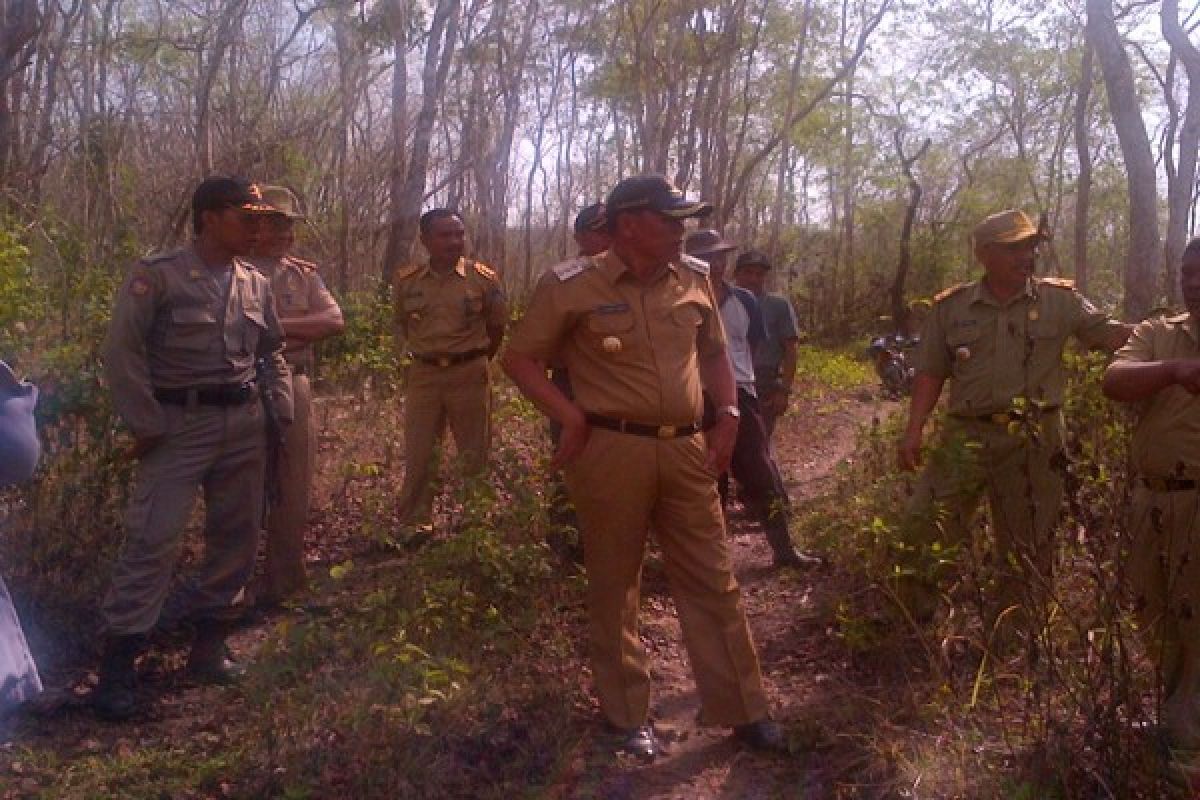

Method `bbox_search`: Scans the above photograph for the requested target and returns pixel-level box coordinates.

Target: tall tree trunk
[1162,0,1200,304]
[1086,0,1160,320]
[0,0,41,194]
[382,0,460,283]
[1073,42,1094,293]
[890,134,930,331]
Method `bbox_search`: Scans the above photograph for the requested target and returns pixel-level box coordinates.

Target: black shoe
[93,635,144,721]
[733,719,788,752]
[186,622,245,685]
[610,724,658,762]
[772,549,823,570]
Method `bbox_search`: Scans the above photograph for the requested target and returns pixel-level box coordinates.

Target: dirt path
[575,389,895,799]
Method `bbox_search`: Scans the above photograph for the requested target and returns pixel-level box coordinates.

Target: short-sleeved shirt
[912,276,1122,416]
[754,293,800,380]
[251,255,341,368]
[103,244,291,438]
[392,257,506,355]
[718,284,766,393]
[1113,313,1200,477]
[506,250,726,425]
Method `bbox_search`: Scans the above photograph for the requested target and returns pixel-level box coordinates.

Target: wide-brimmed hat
[685,229,737,257]
[606,175,712,221]
[972,209,1045,248]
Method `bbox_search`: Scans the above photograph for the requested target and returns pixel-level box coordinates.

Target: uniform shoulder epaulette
[472,260,499,281]
[285,256,318,272]
[681,254,710,276]
[933,283,968,303]
[1039,277,1076,290]
[1165,312,1190,324]
[392,264,422,282]
[551,257,592,282]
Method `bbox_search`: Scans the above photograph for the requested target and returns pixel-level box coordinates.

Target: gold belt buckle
[657,425,677,439]
[990,412,1009,425]
[437,357,451,367]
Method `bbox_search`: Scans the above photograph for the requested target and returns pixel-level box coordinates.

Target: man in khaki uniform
[1103,237,1200,757]
[96,177,293,720]
[392,209,506,536]
[502,175,784,761]
[247,185,344,606]
[897,209,1128,634]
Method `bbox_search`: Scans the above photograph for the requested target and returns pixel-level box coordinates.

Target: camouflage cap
[972,209,1044,248]
[255,184,306,219]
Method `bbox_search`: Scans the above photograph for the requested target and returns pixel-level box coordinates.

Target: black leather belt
[409,348,488,367]
[953,406,1061,424]
[1142,476,1198,492]
[154,383,257,406]
[584,412,700,439]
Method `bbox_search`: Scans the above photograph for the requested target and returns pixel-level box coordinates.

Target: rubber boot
[185,620,245,685]
[93,634,143,721]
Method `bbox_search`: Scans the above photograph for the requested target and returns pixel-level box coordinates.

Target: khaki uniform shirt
[506,251,727,425]
[103,245,292,439]
[1114,313,1200,478]
[392,257,507,355]
[913,277,1121,415]
[251,255,341,369]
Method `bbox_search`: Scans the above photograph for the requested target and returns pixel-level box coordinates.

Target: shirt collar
[597,250,679,285]
[969,276,1035,308]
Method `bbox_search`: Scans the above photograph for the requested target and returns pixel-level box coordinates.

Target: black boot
[186,620,245,685]
[764,520,821,569]
[93,634,144,721]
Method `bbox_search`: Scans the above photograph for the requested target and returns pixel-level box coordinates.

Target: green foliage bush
[318,284,400,392]
[797,347,1169,797]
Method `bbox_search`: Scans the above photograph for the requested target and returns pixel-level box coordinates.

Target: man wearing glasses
[895,209,1128,639]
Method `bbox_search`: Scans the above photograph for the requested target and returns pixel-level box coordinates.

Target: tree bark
[1162,0,1200,304]
[1073,42,1094,294]
[1085,0,1160,320]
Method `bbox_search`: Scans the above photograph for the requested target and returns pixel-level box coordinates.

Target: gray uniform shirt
[103,244,293,439]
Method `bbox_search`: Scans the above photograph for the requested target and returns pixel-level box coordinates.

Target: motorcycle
[867,334,917,400]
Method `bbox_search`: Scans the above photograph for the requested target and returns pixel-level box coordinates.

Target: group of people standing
[34,170,1200,774]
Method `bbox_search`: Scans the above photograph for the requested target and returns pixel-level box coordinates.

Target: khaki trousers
[1127,485,1200,749]
[259,373,315,602]
[103,402,265,634]
[395,358,491,526]
[564,428,770,729]
[900,414,1065,629]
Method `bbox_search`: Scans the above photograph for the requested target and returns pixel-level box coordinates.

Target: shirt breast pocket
[946,326,983,377]
[166,306,218,352]
[586,311,636,360]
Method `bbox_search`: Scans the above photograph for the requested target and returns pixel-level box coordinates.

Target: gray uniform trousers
[102,401,266,635]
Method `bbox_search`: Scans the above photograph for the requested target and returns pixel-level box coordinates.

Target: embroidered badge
[955,346,971,362]
[602,336,623,353]
[1028,309,1039,322]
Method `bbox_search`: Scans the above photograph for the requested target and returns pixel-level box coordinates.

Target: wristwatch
[717,404,741,420]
